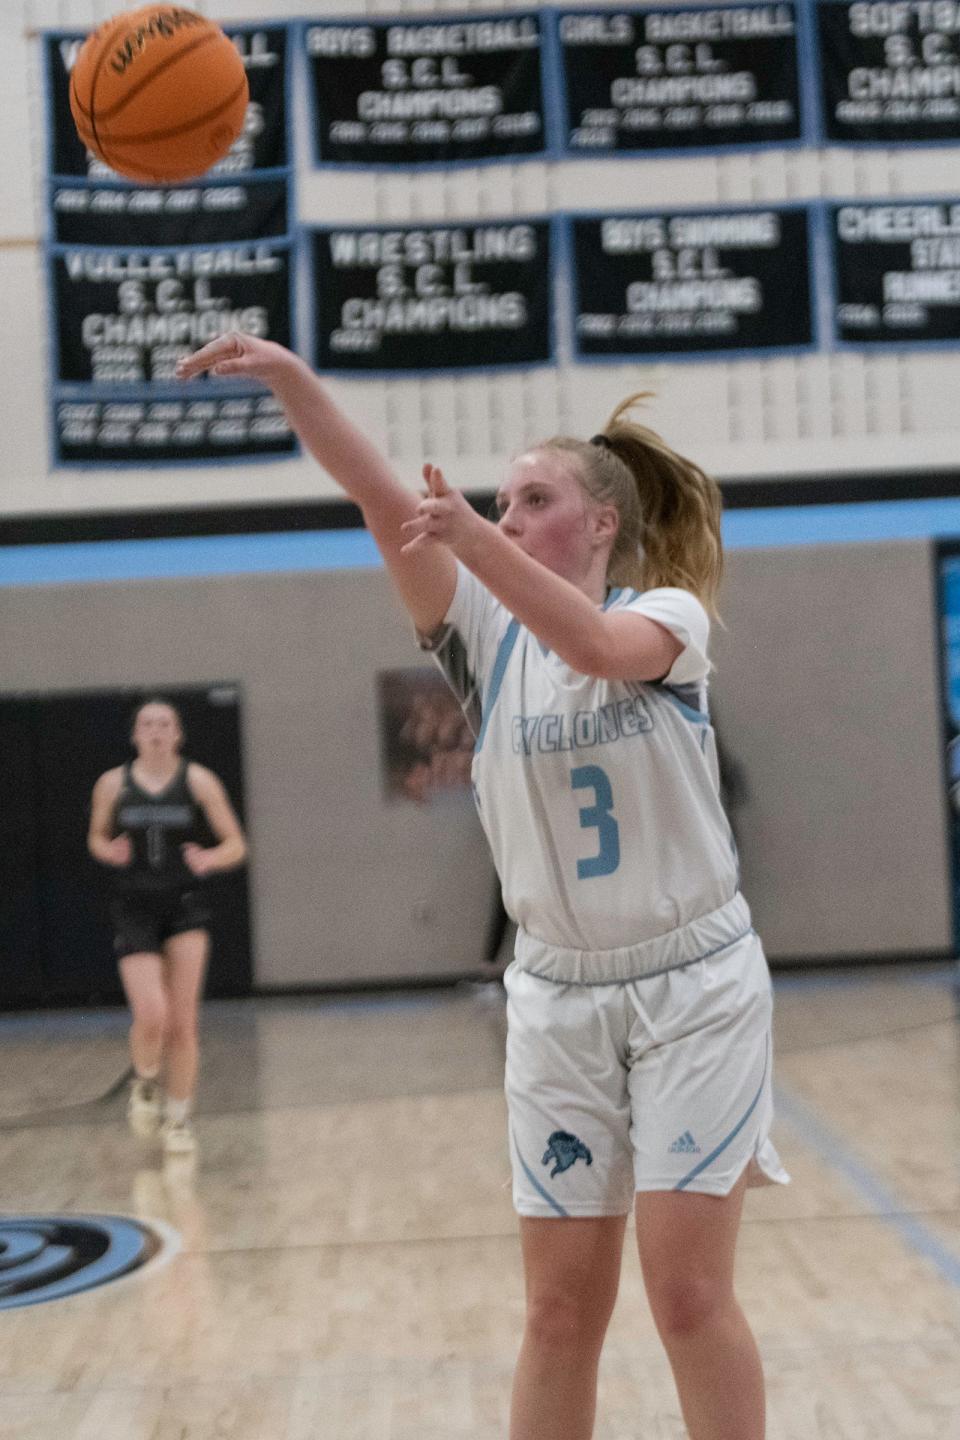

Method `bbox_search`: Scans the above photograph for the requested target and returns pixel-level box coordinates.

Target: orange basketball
[69,6,249,184]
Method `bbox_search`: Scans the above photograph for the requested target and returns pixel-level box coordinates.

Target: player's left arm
[183,765,247,875]
[400,467,682,681]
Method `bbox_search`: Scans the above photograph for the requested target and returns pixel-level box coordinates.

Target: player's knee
[524,1289,610,1356]
[165,1014,198,1049]
[646,1271,729,1340]
[134,1004,167,1045]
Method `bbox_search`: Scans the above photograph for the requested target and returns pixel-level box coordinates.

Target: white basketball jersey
[423,564,742,972]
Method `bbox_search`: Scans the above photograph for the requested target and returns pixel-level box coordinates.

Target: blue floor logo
[0,1215,166,1310]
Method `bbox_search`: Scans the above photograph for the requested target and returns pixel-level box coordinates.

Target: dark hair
[130,695,184,734]
[541,395,723,615]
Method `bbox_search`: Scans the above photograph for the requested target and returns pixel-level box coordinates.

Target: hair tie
[589,433,613,451]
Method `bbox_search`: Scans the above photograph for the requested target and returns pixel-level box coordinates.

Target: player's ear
[591,503,619,547]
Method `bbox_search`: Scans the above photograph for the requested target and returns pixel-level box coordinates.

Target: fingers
[174,332,246,380]
[423,463,450,497]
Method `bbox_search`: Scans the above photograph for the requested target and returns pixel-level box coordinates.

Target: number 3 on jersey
[571,765,621,879]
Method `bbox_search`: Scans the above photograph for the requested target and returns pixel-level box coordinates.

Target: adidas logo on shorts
[668,1130,701,1154]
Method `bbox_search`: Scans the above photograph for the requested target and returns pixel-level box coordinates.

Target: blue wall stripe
[3,495,960,588]
[774,1083,960,1291]
[0,529,382,587]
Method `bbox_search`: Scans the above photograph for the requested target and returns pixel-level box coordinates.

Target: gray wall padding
[1,537,951,980]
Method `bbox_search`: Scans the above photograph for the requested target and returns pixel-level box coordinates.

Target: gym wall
[0,537,951,985]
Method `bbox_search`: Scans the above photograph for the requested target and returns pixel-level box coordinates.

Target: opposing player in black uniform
[88,698,246,1155]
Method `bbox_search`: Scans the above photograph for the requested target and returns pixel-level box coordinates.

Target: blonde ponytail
[543,394,723,615]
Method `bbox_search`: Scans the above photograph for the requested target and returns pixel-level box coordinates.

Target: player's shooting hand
[174,331,291,384]
[400,464,481,555]
[181,843,216,877]
[105,834,132,867]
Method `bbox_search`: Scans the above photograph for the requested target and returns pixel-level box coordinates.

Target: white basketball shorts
[504,928,789,1216]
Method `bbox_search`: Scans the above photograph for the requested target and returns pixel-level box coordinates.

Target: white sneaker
[161,1117,197,1157]
[127,1078,163,1138]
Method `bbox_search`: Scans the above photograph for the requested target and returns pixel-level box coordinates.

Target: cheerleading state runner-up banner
[303,12,548,166]
[44,24,297,466]
[816,0,960,143]
[831,199,960,346]
[568,206,815,359]
[310,220,554,372]
[554,4,804,154]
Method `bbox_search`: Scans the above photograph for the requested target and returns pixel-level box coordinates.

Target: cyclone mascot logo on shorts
[542,1130,593,1178]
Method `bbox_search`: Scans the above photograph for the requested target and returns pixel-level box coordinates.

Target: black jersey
[112,759,204,894]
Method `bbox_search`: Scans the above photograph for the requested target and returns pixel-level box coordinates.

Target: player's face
[132,704,182,758]
[494,452,596,582]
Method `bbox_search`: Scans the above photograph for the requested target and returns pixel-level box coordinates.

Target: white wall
[5,0,960,518]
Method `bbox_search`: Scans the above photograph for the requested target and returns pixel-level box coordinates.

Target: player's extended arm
[176,335,456,632]
[402,467,682,682]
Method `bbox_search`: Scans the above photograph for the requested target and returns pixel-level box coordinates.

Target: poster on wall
[303,12,548,166]
[376,669,474,805]
[816,0,960,144]
[555,4,804,154]
[42,23,296,466]
[830,200,960,347]
[567,205,815,359]
[310,219,554,371]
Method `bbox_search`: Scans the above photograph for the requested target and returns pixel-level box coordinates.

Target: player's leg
[161,927,208,1102]
[117,951,167,1137]
[159,926,208,1154]
[504,963,635,1439]
[636,1175,764,1440]
[626,934,785,1440]
[510,1213,627,1440]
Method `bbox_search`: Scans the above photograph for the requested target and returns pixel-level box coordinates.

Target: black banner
[46,24,289,179]
[570,208,813,357]
[49,177,289,247]
[51,243,292,385]
[311,221,553,371]
[54,395,295,464]
[557,5,802,152]
[831,201,960,345]
[304,14,547,164]
[817,0,960,143]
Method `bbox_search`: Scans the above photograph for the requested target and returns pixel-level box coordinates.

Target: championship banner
[43,23,295,466]
[568,207,814,358]
[830,201,960,347]
[310,220,554,372]
[54,394,294,466]
[51,242,293,386]
[555,4,804,154]
[44,24,290,178]
[49,177,290,248]
[816,0,960,144]
[303,12,548,165]
[49,242,295,462]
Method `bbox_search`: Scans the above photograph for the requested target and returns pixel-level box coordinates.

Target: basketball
[69,6,249,185]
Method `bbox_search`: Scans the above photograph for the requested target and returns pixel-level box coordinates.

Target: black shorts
[110,889,211,961]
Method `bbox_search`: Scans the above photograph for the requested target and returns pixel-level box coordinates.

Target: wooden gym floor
[0,962,958,1439]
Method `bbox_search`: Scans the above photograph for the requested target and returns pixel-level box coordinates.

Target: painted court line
[774,1082,960,1291]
